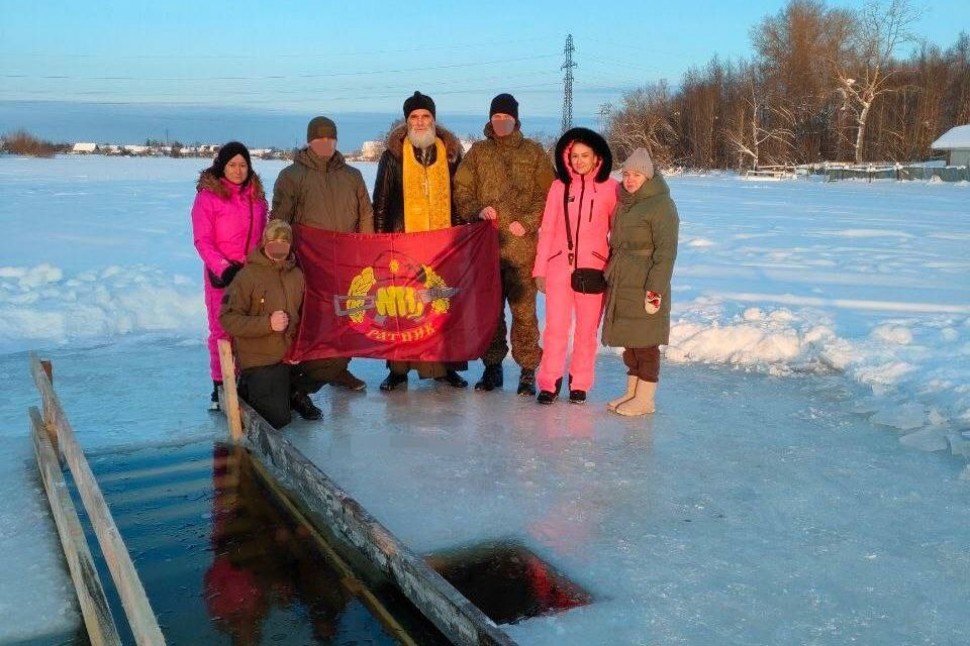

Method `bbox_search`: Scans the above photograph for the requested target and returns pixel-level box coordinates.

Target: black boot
[516,368,536,396]
[536,390,556,404]
[537,377,562,405]
[475,364,504,391]
[379,371,408,392]
[566,373,585,402]
[568,389,587,404]
[291,391,322,420]
[209,380,222,412]
[436,369,468,388]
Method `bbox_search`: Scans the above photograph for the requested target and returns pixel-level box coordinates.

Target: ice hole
[426,540,592,625]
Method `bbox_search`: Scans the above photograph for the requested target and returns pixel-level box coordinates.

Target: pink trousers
[536,271,605,393]
[204,280,229,381]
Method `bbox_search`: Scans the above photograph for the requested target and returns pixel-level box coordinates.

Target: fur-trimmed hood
[554,127,613,184]
[384,123,463,163]
[196,169,266,203]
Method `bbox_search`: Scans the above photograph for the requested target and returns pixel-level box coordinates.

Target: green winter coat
[220,247,305,370]
[453,124,554,261]
[602,172,679,348]
[271,149,374,234]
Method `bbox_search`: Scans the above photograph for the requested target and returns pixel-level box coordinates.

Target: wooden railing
[29,355,165,646]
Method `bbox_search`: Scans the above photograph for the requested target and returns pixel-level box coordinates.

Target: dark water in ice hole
[42,437,595,645]
[64,440,449,645]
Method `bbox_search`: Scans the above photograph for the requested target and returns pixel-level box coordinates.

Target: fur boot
[607,375,638,411]
[615,379,657,416]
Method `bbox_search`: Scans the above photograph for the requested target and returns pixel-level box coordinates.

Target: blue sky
[2,0,967,120]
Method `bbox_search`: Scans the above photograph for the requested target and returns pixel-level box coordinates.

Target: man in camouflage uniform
[453,93,555,395]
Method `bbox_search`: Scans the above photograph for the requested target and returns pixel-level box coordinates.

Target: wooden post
[217,339,243,442]
[32,356,59,450]
[30,407,122,646]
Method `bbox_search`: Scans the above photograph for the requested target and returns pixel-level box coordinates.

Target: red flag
[287,222,501,363]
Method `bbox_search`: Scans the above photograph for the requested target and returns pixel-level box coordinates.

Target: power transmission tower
[561,34,576,134]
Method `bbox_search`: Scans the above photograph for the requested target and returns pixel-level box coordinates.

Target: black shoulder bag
[563,187,607,294]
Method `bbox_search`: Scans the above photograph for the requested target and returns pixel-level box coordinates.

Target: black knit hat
[211,141,253,183]
[489,93,519,120]
[403,91,436,119]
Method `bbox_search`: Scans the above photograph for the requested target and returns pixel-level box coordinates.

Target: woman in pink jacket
[191,141,268,410]
[532,127,618,404]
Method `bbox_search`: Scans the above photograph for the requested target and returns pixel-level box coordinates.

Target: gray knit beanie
[622,148,655,179]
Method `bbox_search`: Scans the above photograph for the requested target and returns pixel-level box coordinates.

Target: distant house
[122,144,150,155]
[360,140,383,161]
[72,142,98,154]
[931,125,970,166]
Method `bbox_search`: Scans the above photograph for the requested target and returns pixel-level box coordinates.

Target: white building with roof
[71,142,98,154]
[360,140,383,161]
[930,124,970,166]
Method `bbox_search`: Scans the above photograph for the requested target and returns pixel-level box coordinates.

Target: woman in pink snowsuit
[191,141,268,409]
[532,128,618,404]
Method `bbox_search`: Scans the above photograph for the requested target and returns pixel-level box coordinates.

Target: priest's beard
[407,126,436,150]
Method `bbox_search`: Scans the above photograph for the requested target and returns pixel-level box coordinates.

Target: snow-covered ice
[1,156,968,644]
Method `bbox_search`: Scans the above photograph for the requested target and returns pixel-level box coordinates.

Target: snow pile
[0,262,203,352]
[659,296,970,454]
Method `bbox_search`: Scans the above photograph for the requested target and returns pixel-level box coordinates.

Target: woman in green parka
[601,148,679,416]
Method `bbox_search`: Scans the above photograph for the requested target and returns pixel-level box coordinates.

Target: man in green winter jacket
[453,93,555,395]
[271,116,374,419]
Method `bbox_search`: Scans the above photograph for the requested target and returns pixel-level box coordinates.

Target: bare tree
[602,82,678,167]
[751,0,853,162]
[678,59,726,168]
[902,44,948,159]
[835,0,919,163]
[946,32,970,125]
[723,63,797,168]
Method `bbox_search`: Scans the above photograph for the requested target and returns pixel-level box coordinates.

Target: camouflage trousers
[481,257,542,370]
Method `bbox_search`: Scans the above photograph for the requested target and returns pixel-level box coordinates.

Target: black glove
[219,262,243,287]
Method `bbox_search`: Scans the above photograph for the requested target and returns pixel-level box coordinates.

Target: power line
[1,54,559,83]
